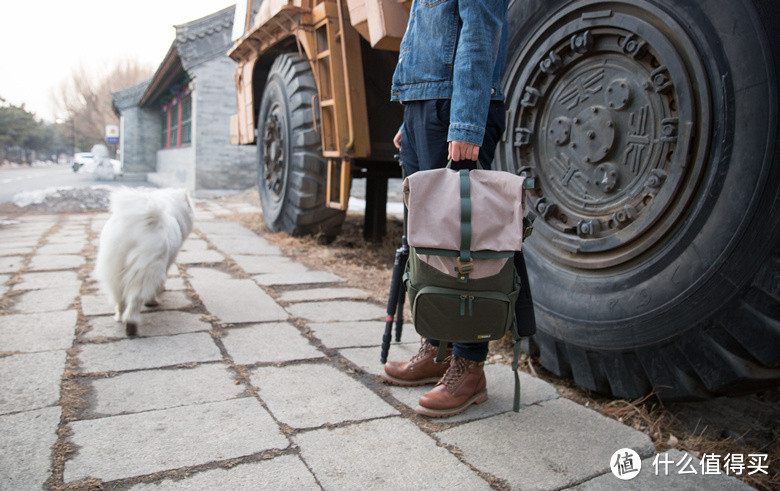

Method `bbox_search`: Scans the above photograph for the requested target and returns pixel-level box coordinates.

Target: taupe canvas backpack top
[403,162,528,411]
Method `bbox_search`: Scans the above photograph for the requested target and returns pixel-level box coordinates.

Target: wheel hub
[262,108,286,200]
[504,2,709,269]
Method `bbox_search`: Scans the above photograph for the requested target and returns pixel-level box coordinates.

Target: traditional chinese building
[112,5,255,193]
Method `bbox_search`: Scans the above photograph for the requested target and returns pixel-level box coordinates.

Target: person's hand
[448,140,480,161]
[393,128,402,150]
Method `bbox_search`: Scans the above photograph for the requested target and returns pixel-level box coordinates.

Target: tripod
[380,205,408,364]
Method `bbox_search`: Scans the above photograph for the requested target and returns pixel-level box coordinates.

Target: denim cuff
[447,123,486,147]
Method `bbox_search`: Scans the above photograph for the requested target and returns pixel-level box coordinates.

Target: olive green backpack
[403,163,530,411]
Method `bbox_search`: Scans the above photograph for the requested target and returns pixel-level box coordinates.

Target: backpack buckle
[456,257,474,275]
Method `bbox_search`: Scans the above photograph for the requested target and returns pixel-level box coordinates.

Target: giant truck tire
[257,54,345,238]
[498,0,779,399]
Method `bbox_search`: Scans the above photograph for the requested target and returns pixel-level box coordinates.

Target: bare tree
[52,58,153,151]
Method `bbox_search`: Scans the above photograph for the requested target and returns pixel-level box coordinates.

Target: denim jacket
[391,0,509,146]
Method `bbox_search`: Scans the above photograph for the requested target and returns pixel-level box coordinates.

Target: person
[380,0,536,417]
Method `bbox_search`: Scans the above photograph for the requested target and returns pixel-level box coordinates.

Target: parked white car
[72,152,94,172]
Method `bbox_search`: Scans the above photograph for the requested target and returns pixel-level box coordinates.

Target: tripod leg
[381,244,406,363]
[394,258,407,342]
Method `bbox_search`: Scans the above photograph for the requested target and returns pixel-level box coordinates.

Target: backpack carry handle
[445,159,484,170]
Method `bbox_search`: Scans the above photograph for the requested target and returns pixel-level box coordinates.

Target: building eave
[138,43,187,108]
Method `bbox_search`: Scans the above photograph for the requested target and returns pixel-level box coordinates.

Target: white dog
[96,187,194,336]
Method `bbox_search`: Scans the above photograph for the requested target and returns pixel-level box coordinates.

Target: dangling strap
[512,341,522,412]
[435,341,450,364]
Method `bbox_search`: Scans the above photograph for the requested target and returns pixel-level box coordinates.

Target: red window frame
[160,82,192,149]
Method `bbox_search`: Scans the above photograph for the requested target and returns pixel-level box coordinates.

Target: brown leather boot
[381,340,451,386]
[416,355,487,417]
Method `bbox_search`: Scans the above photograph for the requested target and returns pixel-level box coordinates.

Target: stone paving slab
[295,417,491,489]
[36,242,85,255]
[0,310,77,353]
[221,323,323,365]
[175,249,225,264]
[253,261,310,275]
[9,285,80,313]
[0,350,67,414]
[389,364,560,423]
[29,253,85,271]
[46,234,89,245]
[65,398,289,484]
[80,294,116,316]
[208,236,283,256]
[78,333,223,373]
[85,311,211,340]
[16,270,81,290]
[189,268,287,324]
[230,254,293,274]
[81,291,194,317]
[180,238,209,251]
[340,343,420,376]
[286,300,385,322]
[0,255,24,273]
[0,242,36,255]
[129,454,318,490]
[164,277,187,290]
[0,275,8,297]
[91,219,107,233]
[250,363,398,428]
[253,271,345,286]
[196,221,258,237]
[309,321,420,349]
[89,364,243,417]
[435,398,656,490]
[572,449,752,490]
[0,406,61,490]
[0,240,37,250]
[279,287,370,303]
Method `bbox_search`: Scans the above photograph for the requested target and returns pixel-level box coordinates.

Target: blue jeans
[399,98,505,363]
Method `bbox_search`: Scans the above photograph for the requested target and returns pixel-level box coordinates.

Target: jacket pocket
[419,0,452,6]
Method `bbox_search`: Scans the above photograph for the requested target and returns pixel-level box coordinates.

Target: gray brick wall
[150,146,196,190]
[119,106,160,176]
[191,56,257,191]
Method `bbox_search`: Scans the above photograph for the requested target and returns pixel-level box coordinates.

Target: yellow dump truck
[228,0,779,400]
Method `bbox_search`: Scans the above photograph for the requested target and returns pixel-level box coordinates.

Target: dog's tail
[109,188,165,228]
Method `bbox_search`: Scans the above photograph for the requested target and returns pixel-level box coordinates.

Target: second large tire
[498,0,780,399]
[257,54,345,238]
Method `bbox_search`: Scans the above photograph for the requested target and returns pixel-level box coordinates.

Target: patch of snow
[13,187,73,207]
[348,197,404,216]
[13,185,115,211]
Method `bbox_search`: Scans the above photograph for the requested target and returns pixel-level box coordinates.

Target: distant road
[0,165,152,204]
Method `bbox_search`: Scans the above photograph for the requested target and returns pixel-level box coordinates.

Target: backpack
[403,163,529,411]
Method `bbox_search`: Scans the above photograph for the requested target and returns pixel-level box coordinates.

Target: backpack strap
[457,169,473,283]
[435,341,450,364]
[512,340,522,412]
[511,318,523,412]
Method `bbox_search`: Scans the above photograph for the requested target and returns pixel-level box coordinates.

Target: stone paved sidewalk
[0,201,751,489]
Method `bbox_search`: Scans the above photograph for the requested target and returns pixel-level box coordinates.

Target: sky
[0,1,237,122]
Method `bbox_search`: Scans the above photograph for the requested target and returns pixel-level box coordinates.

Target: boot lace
[440,356,470,393]
[410,340,437,364]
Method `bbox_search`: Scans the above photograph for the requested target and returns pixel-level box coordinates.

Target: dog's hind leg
[115,300,126,322]
[144,282,166,307]
[122,295,144,337]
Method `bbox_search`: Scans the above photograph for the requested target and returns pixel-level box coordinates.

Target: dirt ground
[218,190,779,491]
